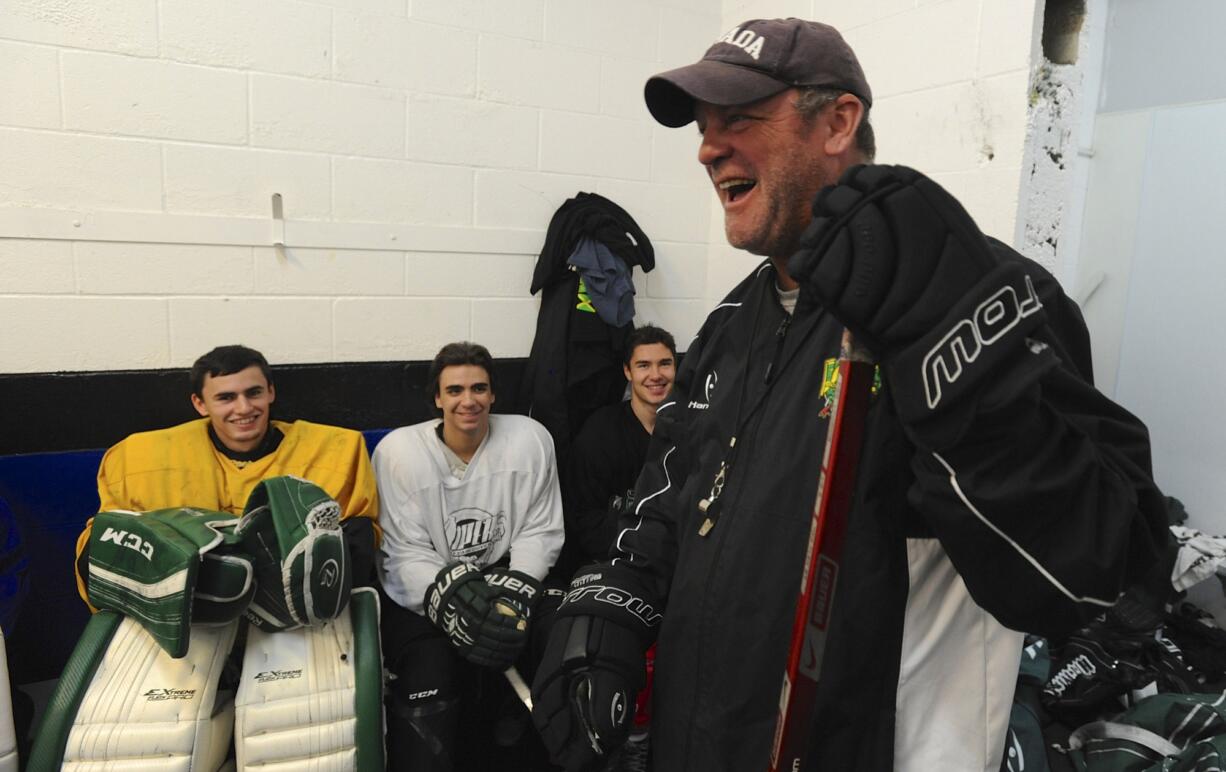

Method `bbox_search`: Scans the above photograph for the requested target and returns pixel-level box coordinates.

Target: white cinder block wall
[0,0,721,373]
[1,0,1045,374]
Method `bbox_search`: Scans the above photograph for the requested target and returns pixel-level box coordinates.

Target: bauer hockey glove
[426,561,528,669]
[483,565,542,621]
[789,164,1054,432]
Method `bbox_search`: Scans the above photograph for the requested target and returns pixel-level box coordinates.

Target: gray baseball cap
[645,18,871,128]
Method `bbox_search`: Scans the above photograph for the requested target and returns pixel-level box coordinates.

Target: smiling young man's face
[696,89,838,260]
[625,342,676,410]
[435,364,495,443]
[190,364,275,453]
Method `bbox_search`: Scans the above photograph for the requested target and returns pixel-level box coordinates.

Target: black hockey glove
[425,561,528,669]
[789,164,1050,425]
[483,566,542,620]
[532,614,645,772]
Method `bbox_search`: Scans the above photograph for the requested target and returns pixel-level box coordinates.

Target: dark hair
[793,86,876,162]
[427,341,496,404]
[624,324,677,366]
[189,345,273,396]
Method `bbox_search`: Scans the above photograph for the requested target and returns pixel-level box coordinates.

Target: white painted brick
[169,298,333,366]
[644,241,706,299]
[405,252,536,297]
[164,145,332,220]
[299,0,406,13]
[333,297,471,360]
[251,75,404,157]
[0,41,60,128]
[596,179,711,244]
[540,112,651,180]
[704,242,758,306]
[930,166,1024,245]
[844,0,979,100]
[545,0,659,61]
[75,243,254,295]
[333,158,473,225]
[652,125,709,186]
[807,0,914,34]
[872,71,1030,173]
[159,0,332,78]
[721,0,810,27]
[599,55,660,121]
[0,0,157,56]
[978,0,1039,78]
[474,169,600,230]
[414,0,545,40]
[62,52,247,144]
[632,298,704,351]
[334,13,476,96]
[471,298,539,357]
[479,35,600,112]
[0,297,169,373]
[254,247,404,295]
[0,128,162,210]
[657,7,722,69]
[0,239,74,293]
[407,95,538,170]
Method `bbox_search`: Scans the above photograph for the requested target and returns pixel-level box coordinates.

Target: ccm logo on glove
[98,528,155,560]
[921,276,1042,410]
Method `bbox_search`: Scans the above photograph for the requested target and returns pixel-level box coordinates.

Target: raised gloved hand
[531,614,645,772]
[483,565,542,621]
[426,561,528,669]
[789,164,1049,423]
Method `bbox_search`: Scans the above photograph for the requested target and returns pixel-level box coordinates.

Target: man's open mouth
[719,178,756,203]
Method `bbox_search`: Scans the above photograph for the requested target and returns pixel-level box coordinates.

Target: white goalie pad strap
[0,636,16,772]
[235,588,381,771]
[62,616,239,772]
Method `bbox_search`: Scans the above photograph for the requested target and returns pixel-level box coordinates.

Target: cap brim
[645,60,790,127]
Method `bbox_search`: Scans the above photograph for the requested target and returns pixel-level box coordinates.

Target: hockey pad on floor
[26,611,240,772]
[234,587,383,772]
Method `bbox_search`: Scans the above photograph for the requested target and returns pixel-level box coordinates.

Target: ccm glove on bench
[426,561,528,669]
[237,475,351,632]
[531,564,657,771]
[87,507,254,658]
[789,164,1054,429]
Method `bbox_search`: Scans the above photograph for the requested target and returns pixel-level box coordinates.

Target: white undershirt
[776,284,799,315]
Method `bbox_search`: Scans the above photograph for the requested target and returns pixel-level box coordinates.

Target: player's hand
[532,615,645,771]
[788,164,1001,355]
[426,562,527,669]
[483,566,542,622]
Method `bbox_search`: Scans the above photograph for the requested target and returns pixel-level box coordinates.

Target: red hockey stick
[769,330,875,772]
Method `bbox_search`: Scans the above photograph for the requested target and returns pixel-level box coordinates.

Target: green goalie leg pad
[25,611,123,772]
[351,587,385,772]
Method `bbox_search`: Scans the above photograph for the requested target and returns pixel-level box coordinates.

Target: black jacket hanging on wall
[520,192,655,461]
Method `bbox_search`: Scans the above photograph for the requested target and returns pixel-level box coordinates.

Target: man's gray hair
[793,86,876,161]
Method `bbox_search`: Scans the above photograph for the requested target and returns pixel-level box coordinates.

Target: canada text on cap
[644,18,871,128]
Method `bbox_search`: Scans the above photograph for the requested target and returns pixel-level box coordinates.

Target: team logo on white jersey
[445,507,506,565]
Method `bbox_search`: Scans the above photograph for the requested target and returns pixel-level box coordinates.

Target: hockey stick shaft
[769,330,875,772]
[505,666,533,711]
